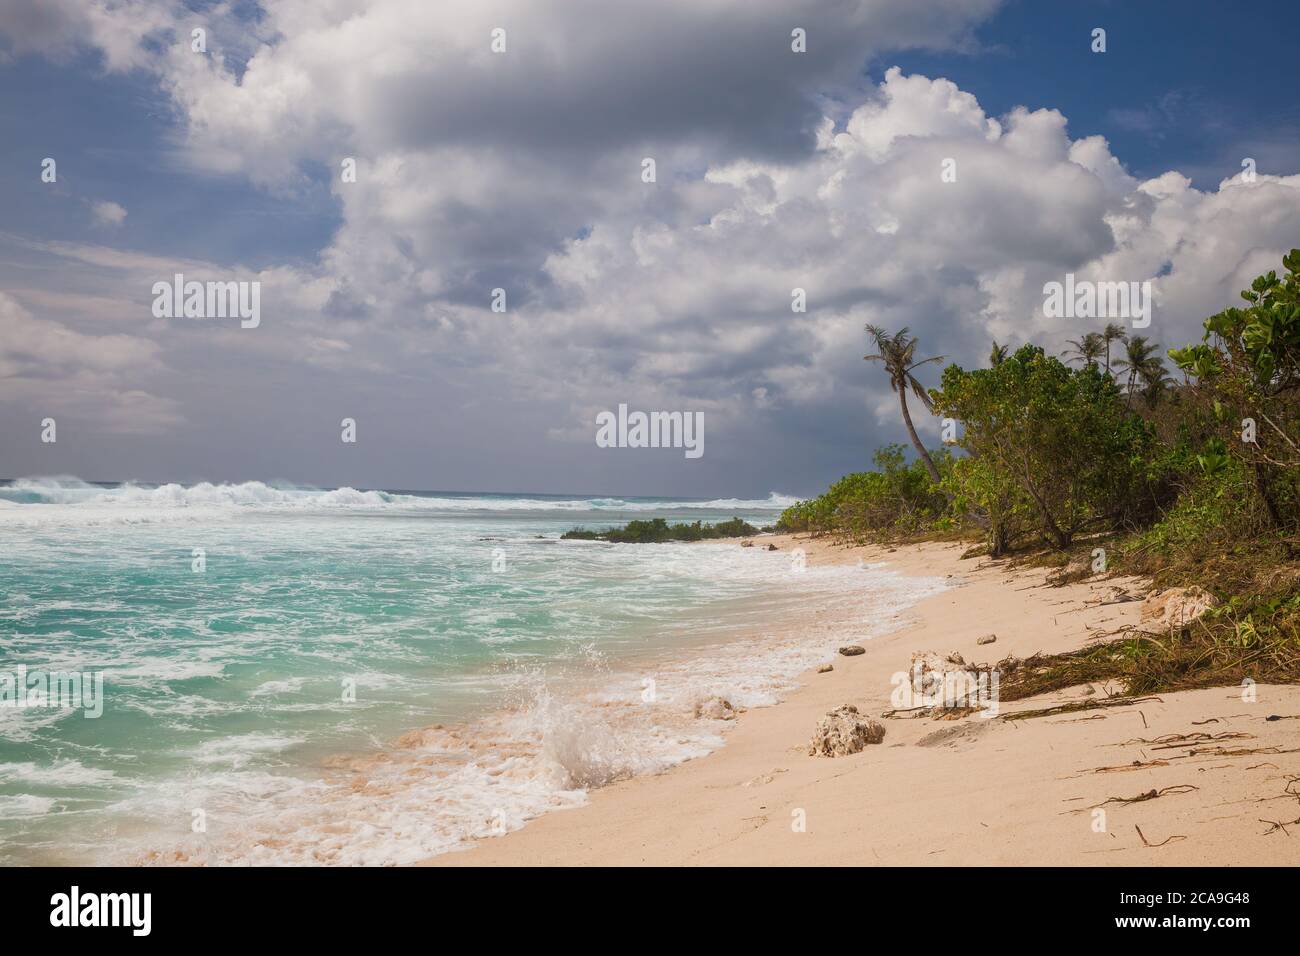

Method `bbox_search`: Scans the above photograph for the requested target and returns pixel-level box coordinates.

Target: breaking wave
[0,477,798,516]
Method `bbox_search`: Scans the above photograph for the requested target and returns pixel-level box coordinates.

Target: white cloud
[840,67,1002,161]
[0,291,181,433]
[4,3,1300,486]
[0,291,158,371]
[90,200,127,227]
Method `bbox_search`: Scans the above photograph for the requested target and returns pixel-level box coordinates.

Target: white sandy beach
[429,535,1300,866]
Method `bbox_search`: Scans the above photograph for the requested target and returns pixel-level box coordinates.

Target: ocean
[0,478,948,865]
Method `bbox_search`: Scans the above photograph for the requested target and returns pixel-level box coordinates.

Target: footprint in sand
[741,768,789,787]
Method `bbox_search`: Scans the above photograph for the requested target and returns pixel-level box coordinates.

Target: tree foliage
[1170,248,1300,532]
[785,250,1299,559]
[931,345,1153,549]
[776,445,951,537]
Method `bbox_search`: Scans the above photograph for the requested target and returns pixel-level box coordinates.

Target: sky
[0,0,1297,498]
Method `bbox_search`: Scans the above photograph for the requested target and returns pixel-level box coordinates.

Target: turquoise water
[0,479,946,864]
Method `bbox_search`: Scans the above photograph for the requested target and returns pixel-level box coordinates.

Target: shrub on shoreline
[775,444,952,538]
[780,250,1300,694]
[562,516,758,543]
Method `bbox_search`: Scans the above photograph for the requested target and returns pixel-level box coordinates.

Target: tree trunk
[1013,454,1072,550]
[894,390,990,530]
[989,518,1010,557]
[1037,507,1072,549]
[898,390,942,485]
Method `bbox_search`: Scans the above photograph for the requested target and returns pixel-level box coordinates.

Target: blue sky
[0,56,337,267]
[887,0,1299,187]
[1,1,1297,497]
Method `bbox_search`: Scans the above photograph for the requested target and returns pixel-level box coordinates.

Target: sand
[428,535,1300,866]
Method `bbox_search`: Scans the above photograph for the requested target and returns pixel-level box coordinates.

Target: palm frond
[906,355,945,372]
[909,375,935,410]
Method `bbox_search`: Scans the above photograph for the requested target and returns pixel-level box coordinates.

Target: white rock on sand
[909,650,968,695]
[1140,585,1217,630]
[808,705,885,757]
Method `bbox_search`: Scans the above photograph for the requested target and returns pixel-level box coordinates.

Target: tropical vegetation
[778,251,1300,693]
[562,517,759,543]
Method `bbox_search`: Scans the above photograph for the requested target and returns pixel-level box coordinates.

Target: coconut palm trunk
[897,387,942,484]
[863,324,945,485]
[1115,336,1161,412]
[864,324,993,534]
[1102,323,1127,376]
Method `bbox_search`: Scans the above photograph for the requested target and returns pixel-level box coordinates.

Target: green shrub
[932,345,1154,550]
[561,517,758,543]
[1170,249,1300,534]
[776,444,951,539]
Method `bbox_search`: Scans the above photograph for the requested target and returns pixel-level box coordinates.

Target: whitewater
[0,478,947,864]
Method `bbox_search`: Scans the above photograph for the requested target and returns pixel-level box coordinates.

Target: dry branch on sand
[1099,785,1198,808]
[1113,731,1253,749]
[1065,785,1200,815]
[1135,825,1186,848]
[1086,759,1172,774]
[1002,695,1163,721]
[1259,815,1300,836]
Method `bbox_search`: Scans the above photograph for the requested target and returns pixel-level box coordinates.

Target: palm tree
[989,340,1009,367]
[864,324,944,484]
[1138,358,1174,407]
[1064,332,1106,368]
[1101,323,1128,376]
[1114,336,1164,408]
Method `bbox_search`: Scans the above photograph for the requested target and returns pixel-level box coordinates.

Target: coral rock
[909,650,970,695]
[1140,586,1217,630]
[808,705,885,757]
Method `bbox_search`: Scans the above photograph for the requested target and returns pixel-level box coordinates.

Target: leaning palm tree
[1101,322,1128,376]
[1114,336,1163,409]
[1064,332,1106,368]
[989,340,1009,367]
[864,324,944,484]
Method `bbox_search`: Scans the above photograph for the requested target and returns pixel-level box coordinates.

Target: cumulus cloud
[497,69,1300,439]
[159,1,1000,175]
[3,1,1300,491]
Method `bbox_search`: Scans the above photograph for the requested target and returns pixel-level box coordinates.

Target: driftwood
[1135,825,1185,848]
[1002,695,1162,721]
